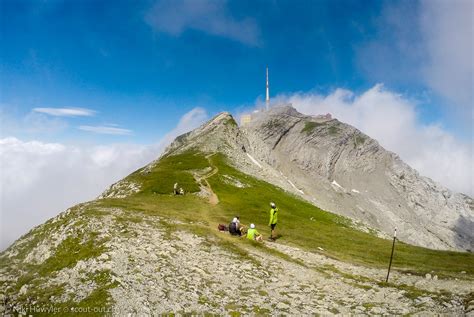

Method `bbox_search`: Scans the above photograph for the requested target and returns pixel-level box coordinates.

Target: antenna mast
[266,66,269,111]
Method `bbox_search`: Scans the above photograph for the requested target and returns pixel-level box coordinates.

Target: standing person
[173,183,179,195]
[268,202,278,240]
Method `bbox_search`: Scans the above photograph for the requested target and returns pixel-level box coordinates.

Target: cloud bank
[0,107,208,250]
[268,84,473,197]
[145,0,261,46]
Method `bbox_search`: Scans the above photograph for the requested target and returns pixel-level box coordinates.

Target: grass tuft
[301,121,323,134]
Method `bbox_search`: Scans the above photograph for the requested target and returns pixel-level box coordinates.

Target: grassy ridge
[103,150,474,277]
[0,206,114,316]
[206,154,474,276]
[126,151,208,194]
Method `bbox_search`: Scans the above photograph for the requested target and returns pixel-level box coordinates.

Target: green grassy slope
[105,150,474,277]
[206,154,474,276]
[0,204,115,315]
[126,151,209,194]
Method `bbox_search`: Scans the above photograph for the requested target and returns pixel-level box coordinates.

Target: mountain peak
[266,104,302,116]
[209,111,233,123]
[238,107,472,251]
[158,105,474,251]
[162,111,241,157]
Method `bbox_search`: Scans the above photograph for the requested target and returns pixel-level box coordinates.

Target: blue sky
[2,0,471,143]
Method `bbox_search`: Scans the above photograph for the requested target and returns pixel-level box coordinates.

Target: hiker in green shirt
[247,224,263,242]
[269,202,278,240]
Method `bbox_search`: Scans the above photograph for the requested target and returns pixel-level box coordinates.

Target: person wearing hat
[246,224,262,242]
[268,202,278,240]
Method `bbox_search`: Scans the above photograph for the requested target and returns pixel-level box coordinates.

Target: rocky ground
[1,205,472,316]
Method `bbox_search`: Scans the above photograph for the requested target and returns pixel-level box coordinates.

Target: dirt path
[204,178,219,205]
[194,154,219,205]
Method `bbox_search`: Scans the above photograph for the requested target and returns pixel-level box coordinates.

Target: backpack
[218,224,228,231]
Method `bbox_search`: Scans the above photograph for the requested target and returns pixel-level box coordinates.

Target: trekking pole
[385,228,397,283]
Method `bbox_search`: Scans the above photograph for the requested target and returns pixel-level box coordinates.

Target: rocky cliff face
[242,106,473,251]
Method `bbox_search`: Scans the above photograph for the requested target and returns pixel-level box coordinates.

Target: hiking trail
[194,154,219,205]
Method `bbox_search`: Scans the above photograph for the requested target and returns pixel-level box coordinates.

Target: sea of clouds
[0,108,208,250]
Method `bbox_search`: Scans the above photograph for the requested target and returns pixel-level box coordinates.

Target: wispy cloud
[1,107,68,136]
[159,107,208,145]
[33,107,96,117]
[78,125,132,135]
[145,0,261,46]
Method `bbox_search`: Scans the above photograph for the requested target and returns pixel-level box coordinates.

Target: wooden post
[385,228,397,283]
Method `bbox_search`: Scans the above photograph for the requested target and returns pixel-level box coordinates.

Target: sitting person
[229,217,241,236]
[246,223,263,242]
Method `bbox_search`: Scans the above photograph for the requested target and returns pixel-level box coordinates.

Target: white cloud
[78,125,133,135]
[145,0,261,46]
[159,107,208,145]
[268,84,473,197]
[0,107,208,250]
[419,0,473,120]
[33,107,96,117]
[356,0,473,126]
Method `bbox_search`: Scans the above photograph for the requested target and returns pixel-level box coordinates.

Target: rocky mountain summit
[1,106,473,316]
[246,106,473,251]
